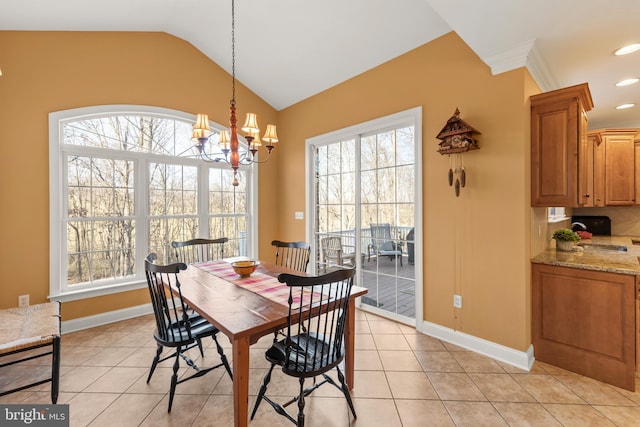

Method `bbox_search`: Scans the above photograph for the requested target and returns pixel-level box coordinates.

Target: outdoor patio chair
[250,268,357,426]
[271,240,311,273]
[144,253,232,412]
[320,236,356,272]
[171,237,228,264]
[368,223,403,266]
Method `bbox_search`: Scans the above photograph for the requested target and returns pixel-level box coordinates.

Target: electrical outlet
[453,294,462,308]
[18,294,29,307]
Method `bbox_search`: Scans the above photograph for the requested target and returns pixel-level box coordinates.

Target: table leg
[232,336,250,427]
[344,299,356,389]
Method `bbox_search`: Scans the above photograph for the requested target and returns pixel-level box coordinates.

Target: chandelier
[191,0,278,186]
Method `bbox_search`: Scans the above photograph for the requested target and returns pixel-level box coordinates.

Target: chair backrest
[321,236,343,262]
[370,223,395,251]
[276,268,356,375]
[171,237,228,264]
[144,253,193,345]
[271,240,310,272]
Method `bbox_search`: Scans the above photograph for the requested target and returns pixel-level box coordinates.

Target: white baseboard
[60,304,535,372]
[420,320,534,371]
[61,303,154,334]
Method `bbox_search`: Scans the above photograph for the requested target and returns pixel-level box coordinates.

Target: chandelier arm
[197,146,229,163]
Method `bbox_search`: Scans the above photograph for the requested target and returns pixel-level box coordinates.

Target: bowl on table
[231,260,260,277]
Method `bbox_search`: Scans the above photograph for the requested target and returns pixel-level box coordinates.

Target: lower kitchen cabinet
[531,263,637,391]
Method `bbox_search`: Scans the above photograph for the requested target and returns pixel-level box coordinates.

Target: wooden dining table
[176,259,368,427]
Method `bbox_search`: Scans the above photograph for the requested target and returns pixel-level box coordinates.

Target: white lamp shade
[192,128,208,140]
[218,129,230,148]
[263,124,278,143]
[250,130,262,147]
[241,113,259,134]
[193,113,211,132]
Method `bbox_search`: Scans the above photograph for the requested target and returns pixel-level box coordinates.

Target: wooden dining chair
[144,253,232,412]
[250,268,357,426]
[171,237,228,264]
[271,240,311,273]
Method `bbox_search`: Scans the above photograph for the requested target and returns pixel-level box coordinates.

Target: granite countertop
[531,236,640,275]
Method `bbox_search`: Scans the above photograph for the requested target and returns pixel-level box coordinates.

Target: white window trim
[49,105,259,302]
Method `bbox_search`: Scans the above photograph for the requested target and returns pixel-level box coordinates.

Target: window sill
[547,216,570,224]
[49,280,147,303]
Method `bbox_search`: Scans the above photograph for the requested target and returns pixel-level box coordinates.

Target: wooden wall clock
[436,108,480,196]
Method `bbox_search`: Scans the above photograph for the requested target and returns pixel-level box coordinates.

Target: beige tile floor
[3,309,640,426]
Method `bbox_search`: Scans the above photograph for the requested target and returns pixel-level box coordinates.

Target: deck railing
[318,225,414,256]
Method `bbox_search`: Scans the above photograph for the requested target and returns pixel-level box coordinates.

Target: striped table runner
[193,260,320,307]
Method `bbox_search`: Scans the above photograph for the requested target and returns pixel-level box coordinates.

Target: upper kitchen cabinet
[531,83,593,207]
[589,129,639,206]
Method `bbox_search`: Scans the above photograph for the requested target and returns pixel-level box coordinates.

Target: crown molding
[483,38,557,92]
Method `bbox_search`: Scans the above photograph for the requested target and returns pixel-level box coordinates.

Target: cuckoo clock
[436,108,480,196]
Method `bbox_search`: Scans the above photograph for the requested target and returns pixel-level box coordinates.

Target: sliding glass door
[308,108,421,324]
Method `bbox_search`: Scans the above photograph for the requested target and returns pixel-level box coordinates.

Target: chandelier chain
[231,0,236,106]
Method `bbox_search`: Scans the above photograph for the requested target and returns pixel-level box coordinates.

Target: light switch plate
[453,294,462,308]
[295,211,304,220]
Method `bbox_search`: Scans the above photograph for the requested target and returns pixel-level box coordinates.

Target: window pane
[327,143,341,175]
[396,127,415,165]
[316,145,328,176]
[397,165,414,203]
[377,131,395,168]
[342,139,356,173]
[377,168,396,203]
[361,170,377,203]
[327,174,341,204]
[361,135,376,171]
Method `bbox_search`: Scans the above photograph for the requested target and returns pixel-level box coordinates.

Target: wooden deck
[359,254,415,319]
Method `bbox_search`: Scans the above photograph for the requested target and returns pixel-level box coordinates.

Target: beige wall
[279,32,538,351]
[1,30,539,351]
[0,31,279,320]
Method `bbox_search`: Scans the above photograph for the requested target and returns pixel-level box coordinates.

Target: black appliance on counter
[570,215,611,235]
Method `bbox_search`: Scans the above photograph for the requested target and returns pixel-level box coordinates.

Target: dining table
[175,258,368,427]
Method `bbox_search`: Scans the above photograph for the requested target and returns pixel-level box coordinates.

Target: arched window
[49,105,257,301]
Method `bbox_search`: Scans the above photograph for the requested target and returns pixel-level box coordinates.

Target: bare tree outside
[63,114,248,286]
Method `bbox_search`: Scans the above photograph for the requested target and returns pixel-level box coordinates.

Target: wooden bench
[0,301,61,403]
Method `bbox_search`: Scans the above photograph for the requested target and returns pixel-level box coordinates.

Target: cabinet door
[577,103,592,206]
[604,133,635,205]
[532,263,636,391]
[581,118,594,207]
[594,136,606,206]
[531,100,580,207]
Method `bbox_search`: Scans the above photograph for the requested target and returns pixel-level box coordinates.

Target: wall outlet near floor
[453,294,462,308]
[18,294,29,307]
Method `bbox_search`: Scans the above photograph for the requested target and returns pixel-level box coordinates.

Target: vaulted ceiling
[2,0,639,128]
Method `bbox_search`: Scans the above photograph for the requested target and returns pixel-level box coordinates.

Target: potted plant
[553,228,580,251]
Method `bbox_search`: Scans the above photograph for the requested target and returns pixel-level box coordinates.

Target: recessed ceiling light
[616,78,640,87]
[615,44,640,55]
[616,103,635,110]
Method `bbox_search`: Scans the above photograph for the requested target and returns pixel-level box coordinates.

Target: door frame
[304,107,423,326]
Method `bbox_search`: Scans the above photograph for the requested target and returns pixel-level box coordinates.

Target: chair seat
[155,315,219,347]
[378,250,402,256]
[267,333,343,376]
